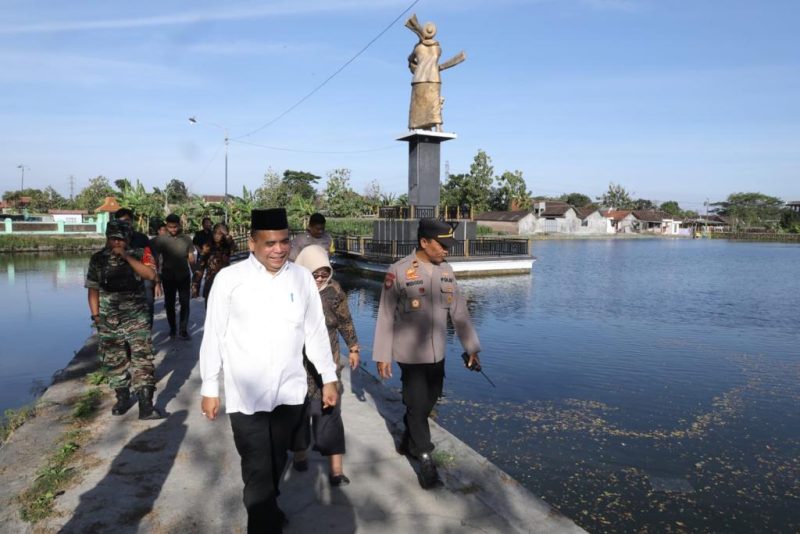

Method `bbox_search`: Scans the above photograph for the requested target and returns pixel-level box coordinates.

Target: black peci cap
[251,208,288,231]
[418,218,457,248]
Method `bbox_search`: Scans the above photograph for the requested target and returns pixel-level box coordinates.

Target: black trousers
[398,359,445,458]
[143,279,155,329]
[230,405,305,534]
[161,277,190,333]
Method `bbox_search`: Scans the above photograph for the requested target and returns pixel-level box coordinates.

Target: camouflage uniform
[85,247,156,390]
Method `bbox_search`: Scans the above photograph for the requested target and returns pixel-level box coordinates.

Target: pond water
[1,239,798,532]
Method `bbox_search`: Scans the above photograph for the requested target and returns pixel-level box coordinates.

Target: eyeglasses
[312,270,329,280]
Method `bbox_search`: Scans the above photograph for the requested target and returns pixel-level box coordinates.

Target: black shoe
[178,330,190,340]
[137,386,164,420]
[111,388,134,416]
[168,330,176,339]
[293,458,308,472]
[419,453,442,489]
[329,474,350,487]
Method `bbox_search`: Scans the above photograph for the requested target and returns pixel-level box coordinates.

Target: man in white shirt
[200,208,339,533]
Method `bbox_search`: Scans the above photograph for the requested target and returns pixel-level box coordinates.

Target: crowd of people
[86,207,482,533]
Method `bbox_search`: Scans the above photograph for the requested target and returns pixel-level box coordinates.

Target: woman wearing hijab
[291,245,360,486]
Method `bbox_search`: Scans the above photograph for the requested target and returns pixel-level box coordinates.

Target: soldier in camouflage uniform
[291,245,359,486]
[86,219,164,420]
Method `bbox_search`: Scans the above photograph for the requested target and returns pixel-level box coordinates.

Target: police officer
[372,218,481,488]
[86,220,164,420]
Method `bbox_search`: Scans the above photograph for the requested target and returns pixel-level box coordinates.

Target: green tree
[3,188,68,212]
[711,192,784,230]
[659,200,683,217]
[780,210,800,233]
[282,170,320,201]
[114,178,132,193]
[117,180,164,231]
[74,176,115,212]
[559,192,593,208]
[227,186,257,233]
[490,170,531,211]
[165,179,190,204]
[323,168,364,217]
[597,182,634,210]
[632,198,657,210]
[255,167,288,208]
[442,149,495,213]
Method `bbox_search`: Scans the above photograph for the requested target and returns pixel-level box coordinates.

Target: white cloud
[0,0,408,35]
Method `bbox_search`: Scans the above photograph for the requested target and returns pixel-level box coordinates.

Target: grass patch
[0,234,104,252]
[431,449,456,468]
[1,405,37,445]
[72,388,102,420]
[85,367,109,386]
[18,430,87,523]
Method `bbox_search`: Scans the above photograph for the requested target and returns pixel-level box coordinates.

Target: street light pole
[17,164,29,192]
[189,116,229,224]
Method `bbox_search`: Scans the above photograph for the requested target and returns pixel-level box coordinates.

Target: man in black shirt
[193,217,214,252]
[152,214,195,339]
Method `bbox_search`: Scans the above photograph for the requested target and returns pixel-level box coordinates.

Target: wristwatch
[91,314,100,321]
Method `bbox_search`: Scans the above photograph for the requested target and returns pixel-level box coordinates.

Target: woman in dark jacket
[291,245,360,486]
[191,222,235,305]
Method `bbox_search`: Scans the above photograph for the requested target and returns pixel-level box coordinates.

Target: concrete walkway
[2,301,584,533]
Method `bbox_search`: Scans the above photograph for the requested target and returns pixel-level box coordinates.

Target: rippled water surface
[340,239,800,533]
[2,240,799,532]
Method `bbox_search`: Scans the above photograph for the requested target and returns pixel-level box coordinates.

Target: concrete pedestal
[396,130,457,208]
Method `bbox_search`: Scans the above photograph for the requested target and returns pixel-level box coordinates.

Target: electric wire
[232,0,420,140]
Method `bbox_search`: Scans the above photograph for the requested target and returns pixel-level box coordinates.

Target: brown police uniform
[372,251,481,457]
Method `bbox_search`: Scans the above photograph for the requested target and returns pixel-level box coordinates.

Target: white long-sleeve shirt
[199,254,337,414]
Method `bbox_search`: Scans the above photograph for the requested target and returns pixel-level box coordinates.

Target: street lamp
[17,164,29,192]
[189,116,229,223]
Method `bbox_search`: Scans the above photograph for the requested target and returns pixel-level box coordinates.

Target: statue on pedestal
[405,14,466,132]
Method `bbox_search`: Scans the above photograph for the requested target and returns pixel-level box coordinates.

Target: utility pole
[705,198,710,237]
[17,164,29,193]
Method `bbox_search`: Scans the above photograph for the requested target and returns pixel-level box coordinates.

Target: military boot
[111,388,134,416]
[137,386,164,420]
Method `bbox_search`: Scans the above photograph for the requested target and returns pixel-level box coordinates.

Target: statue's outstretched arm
[439,51,466,71]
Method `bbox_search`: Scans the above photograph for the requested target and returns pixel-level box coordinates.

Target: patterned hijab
[294,244,332,292]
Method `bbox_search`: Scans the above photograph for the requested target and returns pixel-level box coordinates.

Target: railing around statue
[376,205,440,219]
[470,238,529,256]
[333,235,530,261]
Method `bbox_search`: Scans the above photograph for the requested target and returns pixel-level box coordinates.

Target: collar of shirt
[247,253,289,278]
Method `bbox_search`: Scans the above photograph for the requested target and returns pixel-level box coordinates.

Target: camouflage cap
[106,219,132,241]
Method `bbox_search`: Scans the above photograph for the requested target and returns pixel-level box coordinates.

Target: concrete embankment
[0,303,584,533]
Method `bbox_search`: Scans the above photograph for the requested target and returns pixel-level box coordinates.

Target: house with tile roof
[601,209,636,233]
[575,206,613,234]
[631,210,681,234]
[473,209,536,234]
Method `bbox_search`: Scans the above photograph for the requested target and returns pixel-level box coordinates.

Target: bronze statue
[405,14,466,132]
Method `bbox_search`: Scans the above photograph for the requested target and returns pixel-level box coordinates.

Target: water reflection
[0,254,92,415]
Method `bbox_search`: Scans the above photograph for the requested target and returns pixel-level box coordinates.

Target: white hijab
[294,244,332,292]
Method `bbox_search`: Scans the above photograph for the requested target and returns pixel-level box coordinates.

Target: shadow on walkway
[59,410,188,533]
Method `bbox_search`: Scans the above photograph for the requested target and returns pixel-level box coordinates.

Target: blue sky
[1,0,798,212]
